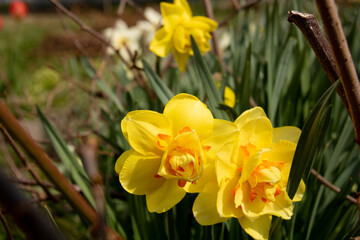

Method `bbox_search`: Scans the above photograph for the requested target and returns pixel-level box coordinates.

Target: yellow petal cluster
[193,107,305,240]
[149,0,218,72]
[115,93,237,213]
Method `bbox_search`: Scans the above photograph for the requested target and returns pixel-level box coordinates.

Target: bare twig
[13,178,55,188]
[0,210,14,240]
[315,0,360,146]
[0,125,58,202]
[0,101,123,240]
[202,0,233,74]
[0,170,64,240]
[219,0,262,27]
[80,136,106,240]
[48,0,131,69]
[311,169,357,205]
[287,11,349,113]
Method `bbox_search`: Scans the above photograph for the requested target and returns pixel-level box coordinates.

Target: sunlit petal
[123,110,171,156]
[146,179,186,213]
[163,93,214,139]
[193,182,228,225]
[239,215,272,240]
[120,152,164,195]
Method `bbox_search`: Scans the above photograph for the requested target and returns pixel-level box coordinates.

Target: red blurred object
[9,1,28,20]
[0,15,3,30]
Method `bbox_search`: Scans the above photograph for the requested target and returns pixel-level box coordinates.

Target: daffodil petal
[239,215,272,240]
[146,179,186,213]
[190,16,218,31]
[160,2,186,30]
[238,117,273,148]
[217,140,239,183]
[273,126,301,144]
[234,107,267,129]
[173,48,190,72]
[202,119,239,154]
[149,27,172,57]
[217,178,243,218]
[184,151,215,193]
[115,150,134,174]
[293,179,305,202]
[122,110,171,156]
[163,93,214,139]
[174,0,192,17]
[240,182,294,220]
[120,152,164,195]
[193,182,228,225]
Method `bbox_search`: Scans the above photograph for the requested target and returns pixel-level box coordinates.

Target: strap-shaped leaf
[287,80,340,199]
[142,59,174,106]
[191,36,227,119]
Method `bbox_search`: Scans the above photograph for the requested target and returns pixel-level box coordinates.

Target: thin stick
[315,0,360,145]
[0,210,14,240]
[310,169,357,205]
[0,101,123,240]
[218,0,262,27]
[202,0,233,74]
[287,11,349,113]
[0,125,57,202]
[80,137,106,240]
[48,0,130,69]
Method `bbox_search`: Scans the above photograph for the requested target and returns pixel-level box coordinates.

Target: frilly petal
[149,27,172,57]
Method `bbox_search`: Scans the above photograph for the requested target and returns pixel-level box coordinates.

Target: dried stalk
[310,169,357,205]
[315,0,360,145]
[219,0,262,27]
[0,101,122,240]
[287,11,349,113]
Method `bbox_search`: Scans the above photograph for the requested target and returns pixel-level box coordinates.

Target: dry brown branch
[202,0,233,74]
[0,101,123,240]
[80,136,106,240]
[311,169,357,205]
[0,210,14,240]
[315,0,360,146]
[287,11,349,113]
[0,125,58,202]
[219,0,262,27]
[48,0,130,69]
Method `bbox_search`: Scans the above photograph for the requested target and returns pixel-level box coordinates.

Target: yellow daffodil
[193,107,305,240]
[115,93,238,213]
[149,0,218,72]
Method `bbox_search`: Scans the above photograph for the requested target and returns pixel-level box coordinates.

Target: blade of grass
[142,59,174,106]
[287,80,340,199]
[190,36,227,119]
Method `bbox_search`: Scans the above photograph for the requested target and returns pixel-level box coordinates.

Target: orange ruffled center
[233,144,284,204]
[155,127,210,187]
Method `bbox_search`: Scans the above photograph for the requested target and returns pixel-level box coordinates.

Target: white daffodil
[136,7,163,45]
[103,19,142,61]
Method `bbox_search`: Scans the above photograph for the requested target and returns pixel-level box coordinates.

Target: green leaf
[286,80,340,199]
[190,36,227,119]
[97,79,125,113]
[80,57,125,113]
[142,59,174,106]
[36,107,95,207]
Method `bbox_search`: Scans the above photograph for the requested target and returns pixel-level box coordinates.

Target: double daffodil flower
[115,94,237,213]
[149,0,218,72]
[193,107,305,240]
